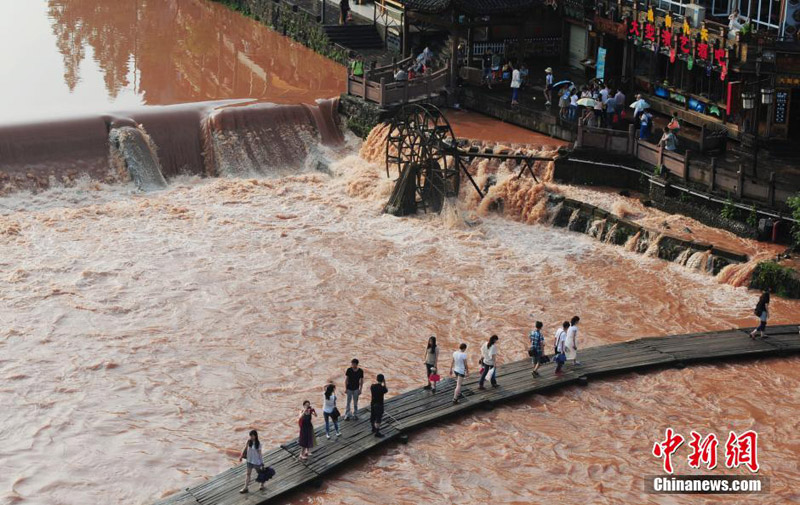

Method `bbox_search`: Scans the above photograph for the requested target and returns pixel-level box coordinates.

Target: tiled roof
[400,0,540,14]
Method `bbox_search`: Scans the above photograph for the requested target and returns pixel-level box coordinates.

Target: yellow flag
[683,19,690,34]
[700,26,709,42]
[647,7,654,23]
[665,13,673,29]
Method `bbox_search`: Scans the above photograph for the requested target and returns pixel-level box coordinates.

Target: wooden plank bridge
[155,325,800,505]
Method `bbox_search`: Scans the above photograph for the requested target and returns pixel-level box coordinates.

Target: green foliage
[750,261,800,298]
[747,205,758,228]
[720,195,737,221]
[653,164,663,177]
[789,194,800,248]
[213,0,348,66]
[679,190,689,203]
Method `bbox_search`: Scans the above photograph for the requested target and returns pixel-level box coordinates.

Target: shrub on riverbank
[789,193,800,250]
[750,261,800,298]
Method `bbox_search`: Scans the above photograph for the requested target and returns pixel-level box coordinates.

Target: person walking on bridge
[478,335,499,389]
[530,321,545,377]
[344,359,364,420]
[370,374,388,438]
[566,316,581,366]
[238,430,265,494]
[450,343,469,404]
[554,321,569,374]
[750,289,770,339]
[423,336,439,390]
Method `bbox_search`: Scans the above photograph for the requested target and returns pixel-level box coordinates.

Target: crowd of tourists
[238,290,773,493]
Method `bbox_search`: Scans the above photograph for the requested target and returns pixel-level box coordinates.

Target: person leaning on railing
[350,57,364,78]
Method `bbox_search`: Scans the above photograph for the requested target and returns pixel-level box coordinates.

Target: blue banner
[596,47,607,80]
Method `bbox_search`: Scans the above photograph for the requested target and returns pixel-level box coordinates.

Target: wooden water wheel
[384,104,460,215]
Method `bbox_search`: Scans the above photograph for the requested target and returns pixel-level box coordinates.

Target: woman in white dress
[565,316,581,365]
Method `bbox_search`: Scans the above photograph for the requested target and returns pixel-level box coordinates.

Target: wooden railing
[574,121,787,207]
[347,62,450,107]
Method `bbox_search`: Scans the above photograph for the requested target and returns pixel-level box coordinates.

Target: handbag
[528,348,536,357]
[331,407,341,421]
[555,352,566,364]
[255,466,275,483]
[540,354,551,364]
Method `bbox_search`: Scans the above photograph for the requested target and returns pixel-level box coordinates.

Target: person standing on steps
[478,335,499,389]
[322,384,342,440]
[750,289,771,339]
[370,374,388,438]
[298,401,317,460]
[565,316,581,366]
[554,321,569,374]
[339,0,350,25]
[450,343,469,404]
[482,49,493,89]
[510,63,522,106]
[424,336,439,390]
[543,67,554,106]
[238,430,265,494]
[344,359,363,420]
[530,321,545,377]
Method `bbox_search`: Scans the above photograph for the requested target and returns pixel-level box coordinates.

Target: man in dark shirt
[482,50,493,89]
[370,374,388,438]
[344,359,364,420]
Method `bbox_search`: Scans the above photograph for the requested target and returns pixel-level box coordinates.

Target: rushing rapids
[3,2,800,505]
[2,121,800,505]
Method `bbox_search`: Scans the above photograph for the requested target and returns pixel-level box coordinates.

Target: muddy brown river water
[1,1,799,505]
[2,148,799,505]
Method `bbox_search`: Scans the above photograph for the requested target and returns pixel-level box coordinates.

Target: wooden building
[565,0,800,144]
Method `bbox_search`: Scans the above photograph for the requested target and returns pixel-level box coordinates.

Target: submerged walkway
[155,325,800,505]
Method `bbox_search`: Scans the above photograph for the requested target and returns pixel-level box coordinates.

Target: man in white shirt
[554,321,569,374]
[543,67,554,105]
[478,335,499,389]
[632,94,647,122]
[510,65,522,105]
[600,84,610,104]
[569,92,579,121]
[565,316,581,366]
[450,343,469,404]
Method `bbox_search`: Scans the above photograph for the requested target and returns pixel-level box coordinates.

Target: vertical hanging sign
[596,47,607,79]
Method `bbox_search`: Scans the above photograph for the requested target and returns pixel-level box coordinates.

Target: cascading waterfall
[567,208,581,231]
[109,126,167,191]
[644,234,664,258]
[674,248,693,266]
[624,231,642,252]
[587,219,606,240]
[0,98,344,193]
[686,250,712,271]
[604,223,619,244]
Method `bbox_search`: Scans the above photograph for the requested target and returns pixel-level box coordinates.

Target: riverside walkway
[155,324,800,505]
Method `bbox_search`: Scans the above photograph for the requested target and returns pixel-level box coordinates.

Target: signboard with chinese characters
[774,91,789,125]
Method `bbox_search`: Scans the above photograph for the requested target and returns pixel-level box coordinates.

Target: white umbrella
[577,97,598,107]
[629,99,650,109]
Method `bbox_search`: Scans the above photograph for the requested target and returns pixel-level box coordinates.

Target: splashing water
[109,126,167,191]
[686,250,712,272]
[624,230,642,252]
